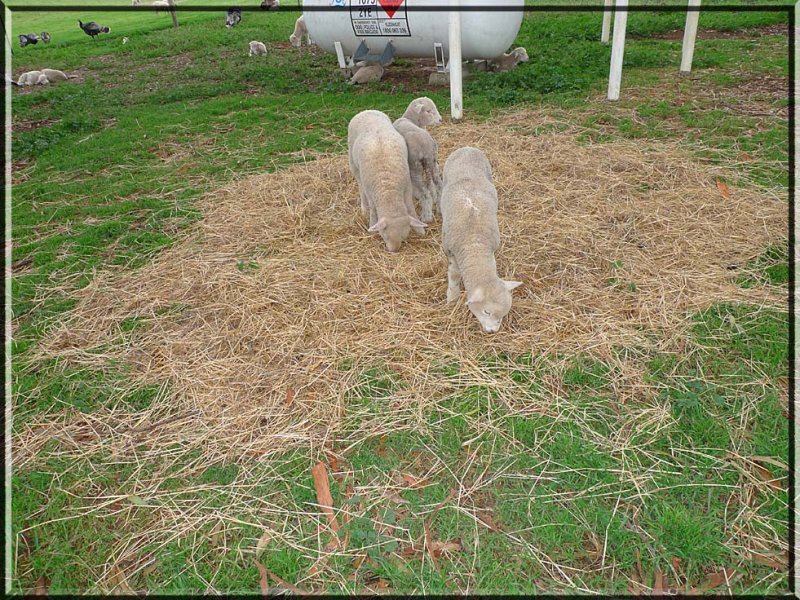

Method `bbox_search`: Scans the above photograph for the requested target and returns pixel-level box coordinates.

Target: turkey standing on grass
[225,8,241,28]
[78,20,111,39]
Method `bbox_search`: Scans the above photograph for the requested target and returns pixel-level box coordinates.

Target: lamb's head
[289,33,301,48]
[512,47,529,65]
[405,97,442,128]
[368,215,427,252]
[466,279,522,334]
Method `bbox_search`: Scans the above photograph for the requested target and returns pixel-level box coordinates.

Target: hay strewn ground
[17,111,787,590]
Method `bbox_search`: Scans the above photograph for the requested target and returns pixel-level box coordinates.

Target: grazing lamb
[488,47,529,72]
[41,68,69,82]
[348,110,427,252]
[348,64,384,85]
[289,15,311,48]
[249,40,268,57]
[17,71,49,86]
[261,0,280,10]
[393,116,441,223]
[440,147,522,333]
[132,0,141,5]
[399,96,442,128]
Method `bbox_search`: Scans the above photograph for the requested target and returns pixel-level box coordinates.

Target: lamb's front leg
[446,256,462,303]
[359,187,369,218]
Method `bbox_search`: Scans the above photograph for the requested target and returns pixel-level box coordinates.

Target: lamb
[440,146,522,333]
[488,47,529,72]
[41,68,69,82]
[132,0,141,5]
[399,96,442,128]
[348,110,427,252]
[348,64,384,85]
[289,15,311,48]
[392,116,441,223]
[152,0,169,14]
[261,0,280,9]
[17,71,49,86]
[248,41,268,57]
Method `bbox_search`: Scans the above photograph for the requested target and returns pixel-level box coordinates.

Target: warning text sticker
[350,0,410,37]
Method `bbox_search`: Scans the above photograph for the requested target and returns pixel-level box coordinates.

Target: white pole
[607,0,628,101]
[601,0,613,44]
[449,0,463,121]
[680,0,701,73]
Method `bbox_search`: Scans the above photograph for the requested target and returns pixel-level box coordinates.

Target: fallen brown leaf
[108,565,135,593]
[285,388,295,405]
[739,152,752,161]
[400,473,426,488]
[423,522,438,571]
[430,538,462,557]
[33,575,49,595]
[253,559,270,595]
[652,569,666,595]
[701,567,736,591]
[255,530,271,556]
[750,551,787,570]
[311,461,339,535]
[753,464,783,492]
[716,179,731,199]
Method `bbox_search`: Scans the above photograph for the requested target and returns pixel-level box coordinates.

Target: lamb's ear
[503,280,523,291]
[368,217,388,233]
[408,216,427,229]
[466,287,484,305]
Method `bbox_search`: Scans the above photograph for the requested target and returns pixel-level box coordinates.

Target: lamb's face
[513,48,529,65]
[466,280,522,334]
[413,99,442,127]
[289,34,301,48]
[379,216,412,253]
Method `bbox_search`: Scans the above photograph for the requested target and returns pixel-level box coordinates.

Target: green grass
[10,0,790,595]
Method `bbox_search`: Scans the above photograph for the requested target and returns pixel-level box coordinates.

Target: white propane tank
[303,0,525,61]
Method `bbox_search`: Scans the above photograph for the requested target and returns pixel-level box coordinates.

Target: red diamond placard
[378,0,405,18]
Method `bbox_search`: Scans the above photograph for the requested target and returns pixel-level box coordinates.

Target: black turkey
[41,32,51,43]
[260,0,280,10]
[79,20,111,39]
[225,8,241,28]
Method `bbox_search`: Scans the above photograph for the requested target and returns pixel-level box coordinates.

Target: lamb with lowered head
[348,109,427,252]
[440,146,522,333]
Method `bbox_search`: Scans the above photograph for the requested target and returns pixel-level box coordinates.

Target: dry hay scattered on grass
[15,110,788,590]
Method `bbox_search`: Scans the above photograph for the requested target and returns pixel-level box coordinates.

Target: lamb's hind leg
[446,256,462,303]
[411,164,433,223]
[403,185,426,236]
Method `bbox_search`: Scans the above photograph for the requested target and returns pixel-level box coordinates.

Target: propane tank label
[350,0,410,37]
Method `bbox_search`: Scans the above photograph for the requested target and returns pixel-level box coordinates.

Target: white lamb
[348,110,427,252]
[249,41,268,57]
[289,15,311,48]
[440,147,522,333]
[131,0,141,6]
[399,96,442,128]
[393,116,441,223]
[348,64,384,85]
[489,47,529,72]
[41,68,69,82]
[152,0,169,14]
[17,71,49,86]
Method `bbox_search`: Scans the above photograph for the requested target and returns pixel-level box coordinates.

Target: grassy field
[8,0,791,594]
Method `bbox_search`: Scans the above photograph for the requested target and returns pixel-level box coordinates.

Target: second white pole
[449,0,463,121]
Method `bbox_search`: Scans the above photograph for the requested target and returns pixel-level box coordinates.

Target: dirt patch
[631,23,787,41]
[13,117,59,133]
